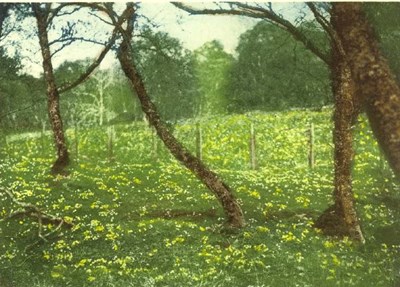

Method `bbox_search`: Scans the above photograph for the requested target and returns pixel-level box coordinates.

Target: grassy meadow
[0,109,399,287]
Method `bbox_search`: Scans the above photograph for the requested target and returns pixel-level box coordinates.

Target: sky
[139,2,260,54]
[7,2,306,77]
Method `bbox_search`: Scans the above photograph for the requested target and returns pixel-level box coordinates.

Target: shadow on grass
[265,208,318,221]
[373,193,400,246]
[123,208,218,221]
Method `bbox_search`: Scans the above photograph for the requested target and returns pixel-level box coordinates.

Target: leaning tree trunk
[117,26,244,228]
[332,3,400,179]
[33,5,69,174]
[314,45,365,242]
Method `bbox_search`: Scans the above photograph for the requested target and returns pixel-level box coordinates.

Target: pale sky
[139,2,260,53]
[8,2,306,77]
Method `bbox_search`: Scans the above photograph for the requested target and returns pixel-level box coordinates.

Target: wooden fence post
[107,125,115,162]
[5,134,12,156]
[74,123,79,162]
[196,122,203,161]
[250,122,258,170]
[152,128,158,161]
[40,120,46,154]
[2,132,8,156]
[308,122,315,168]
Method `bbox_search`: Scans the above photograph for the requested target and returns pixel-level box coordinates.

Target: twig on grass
[0,187,73,243]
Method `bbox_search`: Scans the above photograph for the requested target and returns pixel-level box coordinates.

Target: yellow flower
[243,231,252,239]
[249,190,261,199]
[253,244,268,253]
[87,276,96,282]
[51,271,61,278]
[331,254,341,266]
[282,232,297,242]
[133,178,142,184]
[257,226,270,233]
[43,251,50,260]
[76,259,87,267]
[95,225,105,232]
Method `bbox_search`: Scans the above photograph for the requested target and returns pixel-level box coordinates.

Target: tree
[97,3,245,227]
[174,2,400,241]
[228,21,331,113]
[56,60,140,127]
[331,3,400,178]
[194,40,232,116]
[33,3,70,174]
[314,37,365,242]
[29,3,120,173]
[0,46,47,131]
[134,28,200,121]
[107,65,142,123]
[0,48,22,129]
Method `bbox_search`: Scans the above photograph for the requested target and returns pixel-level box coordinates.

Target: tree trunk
[314,47,365,243]
[332,3,400,178]
[33,5,69,174]
[117,28,245,228]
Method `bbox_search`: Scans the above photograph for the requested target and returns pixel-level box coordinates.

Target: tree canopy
[228,21,331,113]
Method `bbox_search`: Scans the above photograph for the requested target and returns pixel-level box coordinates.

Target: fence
[1,121,317,171]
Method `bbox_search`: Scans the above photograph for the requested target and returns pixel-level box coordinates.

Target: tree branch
[48,4,82,27]
[0,187,73,242]
[172,2,331,65]
[306,2,346,59]
[49,36,106,58]
[57,17,120,94]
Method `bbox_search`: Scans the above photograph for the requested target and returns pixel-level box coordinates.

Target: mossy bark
[332,3,400,179]
[117,21,245,228]
[33,5,70,174]
[315,46,365,243]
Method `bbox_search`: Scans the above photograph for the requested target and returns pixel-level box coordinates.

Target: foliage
[134,28,200,121]
[0,110,399,286]
[193,40,233,116]
[0,48,46,131]
[227,21,332,113]
[55,60,141,128]
[364,3,400,82]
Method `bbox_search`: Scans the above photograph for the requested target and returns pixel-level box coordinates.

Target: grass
[0,110,399,287]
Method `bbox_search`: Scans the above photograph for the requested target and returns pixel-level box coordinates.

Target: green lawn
[0,110,399,287]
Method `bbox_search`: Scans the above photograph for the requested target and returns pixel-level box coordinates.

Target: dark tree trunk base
[314,205,364,242]
[50,153,70,175]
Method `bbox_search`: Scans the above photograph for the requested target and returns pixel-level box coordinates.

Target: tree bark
[332,3,400,179]
[33,4,70,174]
[116,12,244,227]
[314,46,365,243]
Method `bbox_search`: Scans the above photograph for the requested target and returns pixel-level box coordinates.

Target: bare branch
[49,36,105,48]
[88,11,113,26]
[172,2,331,65]
[306,3,331,36]
[0,187,73,242]
[307,2,345,59]
[57,14,121,94]
[48,4,82,26]
[50,36,107,58]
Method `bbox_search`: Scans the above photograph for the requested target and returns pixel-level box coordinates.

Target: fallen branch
[0,188,73,242]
